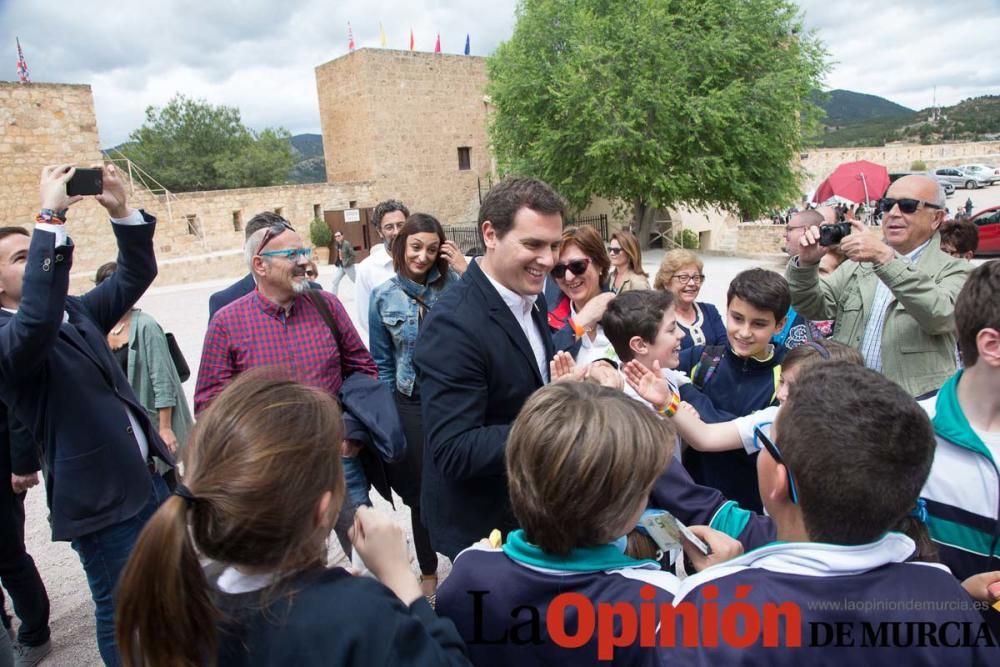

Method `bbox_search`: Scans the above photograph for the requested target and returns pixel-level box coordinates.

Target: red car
[970,206,1000,256]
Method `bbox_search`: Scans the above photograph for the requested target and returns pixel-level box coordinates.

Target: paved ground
[15,199,997,665]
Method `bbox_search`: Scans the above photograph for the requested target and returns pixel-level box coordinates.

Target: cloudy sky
[3,0,999,147]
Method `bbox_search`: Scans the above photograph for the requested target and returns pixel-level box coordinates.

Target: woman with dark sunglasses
[607,230,650,294]
[547,225,615,363]
[368,213,461,603]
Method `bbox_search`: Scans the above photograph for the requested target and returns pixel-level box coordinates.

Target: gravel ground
[16,207,995,665]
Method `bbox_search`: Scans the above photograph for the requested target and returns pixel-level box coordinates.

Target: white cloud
[2,0,998,146]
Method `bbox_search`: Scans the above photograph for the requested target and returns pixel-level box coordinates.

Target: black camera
[818,222,852,247]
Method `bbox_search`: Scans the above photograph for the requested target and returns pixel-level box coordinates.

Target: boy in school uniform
[919,260,1000,631]
[670,363,995,665]
[436,382,740,666]
[677,268,790,512]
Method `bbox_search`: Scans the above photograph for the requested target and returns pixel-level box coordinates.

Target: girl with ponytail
[115,368,469,666]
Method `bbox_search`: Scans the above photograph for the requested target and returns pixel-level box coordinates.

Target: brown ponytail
[115,368,346,666]
[116,496,214,666]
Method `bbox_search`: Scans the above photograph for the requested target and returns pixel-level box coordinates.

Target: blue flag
[464,34,470,55]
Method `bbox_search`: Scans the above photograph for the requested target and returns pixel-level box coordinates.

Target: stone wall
[316,49,491,225]
[800,141,1000,190]
[736,224,786,256]
[1,82,373,293]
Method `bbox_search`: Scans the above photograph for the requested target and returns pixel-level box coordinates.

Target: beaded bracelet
[657,392,681,418]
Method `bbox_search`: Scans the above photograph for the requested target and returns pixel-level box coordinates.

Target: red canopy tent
[812,160,890,205]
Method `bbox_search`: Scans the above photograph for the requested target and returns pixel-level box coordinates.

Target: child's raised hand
[961,570,1000,605]
[682,525,743,572]
[350,506,422,605]
[550,351,586,383]
[623,359,671,408]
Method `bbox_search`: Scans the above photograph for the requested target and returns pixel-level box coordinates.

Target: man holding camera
[786,174,971,398]
[0,164,173,666]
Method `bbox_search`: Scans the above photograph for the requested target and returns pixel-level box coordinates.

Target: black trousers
[0,479,50,648]
[387,390,439,576]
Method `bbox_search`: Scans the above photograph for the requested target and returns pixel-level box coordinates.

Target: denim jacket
[369,266,459,396]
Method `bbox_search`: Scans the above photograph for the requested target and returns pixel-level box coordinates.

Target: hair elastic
[174,483,197,506]
[803,340,830,359]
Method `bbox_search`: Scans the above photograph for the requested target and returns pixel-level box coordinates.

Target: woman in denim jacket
[369,213,462,602]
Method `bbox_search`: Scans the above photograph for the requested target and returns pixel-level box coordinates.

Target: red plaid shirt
[194,289,377,414]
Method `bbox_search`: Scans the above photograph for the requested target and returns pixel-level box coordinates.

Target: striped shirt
[859,239,931,372]
[194,289,376,414]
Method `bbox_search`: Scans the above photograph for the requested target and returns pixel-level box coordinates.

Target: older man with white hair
[786,175,971,397]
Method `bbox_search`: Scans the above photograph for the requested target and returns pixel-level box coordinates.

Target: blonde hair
[610,230,647,277]
[506,382,674,556]
[653,249,703,291]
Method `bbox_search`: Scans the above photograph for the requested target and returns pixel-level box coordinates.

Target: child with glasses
[668,363,993,666]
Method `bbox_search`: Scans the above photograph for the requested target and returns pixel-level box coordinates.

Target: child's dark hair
[603,290,675,362]
[782,339,863,374]
[778,362,935,546]
[726,268,791,322]
[955,260,1000,368]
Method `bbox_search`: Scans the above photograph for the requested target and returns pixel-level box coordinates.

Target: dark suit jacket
[0,219,174,541]
[208,274,323,321]
[413,259,554,559]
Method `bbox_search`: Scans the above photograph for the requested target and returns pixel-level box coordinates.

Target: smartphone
[66,168,103,196]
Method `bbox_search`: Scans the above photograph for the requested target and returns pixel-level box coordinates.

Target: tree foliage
[117,95,294,193]
[487,0,828,245]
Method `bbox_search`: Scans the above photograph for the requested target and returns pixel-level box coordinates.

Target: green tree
[487,0,827,246]
[117,95,294,192]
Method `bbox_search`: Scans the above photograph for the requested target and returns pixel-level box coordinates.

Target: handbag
[165,332,190,383]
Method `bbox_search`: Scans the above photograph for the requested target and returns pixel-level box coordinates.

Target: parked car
[958,164,1000,185]
[889,171,955,196]
[970,206,1000,256]
[932,167,991,189]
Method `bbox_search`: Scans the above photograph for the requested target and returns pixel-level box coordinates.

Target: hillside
[814,89,913,126]
[813,93,1000,147]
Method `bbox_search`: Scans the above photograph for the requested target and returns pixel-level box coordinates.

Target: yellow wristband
[657,392,681,417]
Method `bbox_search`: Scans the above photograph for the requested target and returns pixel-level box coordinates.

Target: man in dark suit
[0,164,174,666]
[1,407,50,665]
[413,177,566,559]
[207,211,322,321]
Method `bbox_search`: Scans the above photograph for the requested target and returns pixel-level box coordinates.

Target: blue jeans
[342,455,371,508]
[70,474,169,667]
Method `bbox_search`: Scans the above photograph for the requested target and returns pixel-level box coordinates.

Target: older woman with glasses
[607,230,650,294]
[548,226,616,363]
[653,249,727,351]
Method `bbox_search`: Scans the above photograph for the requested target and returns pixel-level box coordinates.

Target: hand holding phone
[66,168,103,196]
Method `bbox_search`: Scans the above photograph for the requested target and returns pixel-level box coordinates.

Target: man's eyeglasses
[257,221,295,255]
[607,246,623,255]
[259,247,312,261]
[380,221,405,235]
[879,198,943,215]
[551,258,592,279]
[753,426,798,504]
[672,273,705,285]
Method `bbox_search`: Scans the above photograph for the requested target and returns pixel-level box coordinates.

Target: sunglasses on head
[753,425,798,504]
[879,198,942,215]
[551,258,592,279]
[256,221,295,255]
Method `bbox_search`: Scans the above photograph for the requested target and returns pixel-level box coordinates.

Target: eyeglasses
[753,426,798,504]
[879,198,943,215]
[259,247,312,261]
[551,258,592,279]
[672,273,705,285]
[257,221,295,255]
[380,221,405,234]
[607,247,623,255]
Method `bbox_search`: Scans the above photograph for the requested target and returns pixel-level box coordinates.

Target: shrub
[310,218,332,248]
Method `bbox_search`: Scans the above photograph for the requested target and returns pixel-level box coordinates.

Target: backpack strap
[304,289,343,351]
[691,345,726,389]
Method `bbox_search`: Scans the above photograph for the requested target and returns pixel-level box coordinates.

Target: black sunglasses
[607,247,623,255]
[879,198,942,215]
[753,426,798,504]
[257,221,295,255]
[551,258,592,279]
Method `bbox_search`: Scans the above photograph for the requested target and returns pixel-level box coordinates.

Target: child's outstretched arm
[673,403,744,452]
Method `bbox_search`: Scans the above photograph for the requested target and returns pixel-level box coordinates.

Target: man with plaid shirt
[194,218,377,525]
